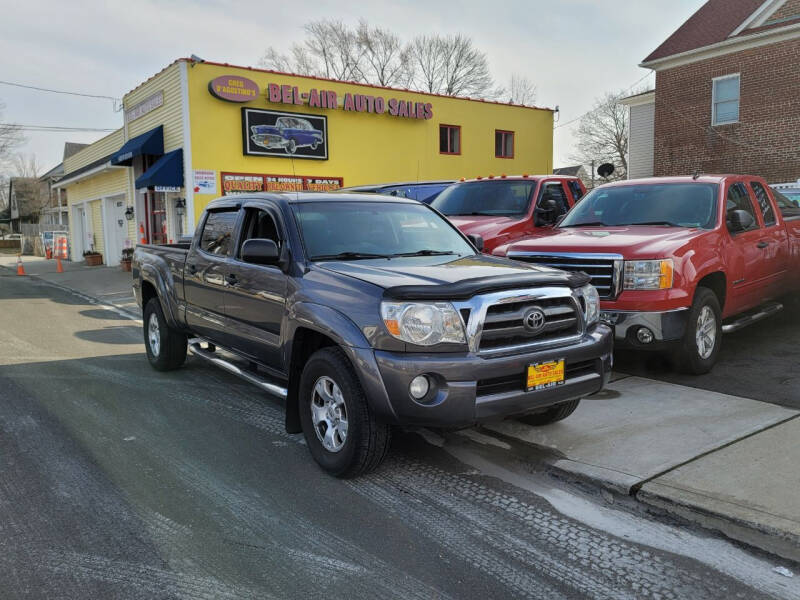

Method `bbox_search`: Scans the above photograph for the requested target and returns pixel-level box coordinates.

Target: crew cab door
[224,204,288,372]
[184,208,239,346]
[749,180,789,297]
[724,181,768,312]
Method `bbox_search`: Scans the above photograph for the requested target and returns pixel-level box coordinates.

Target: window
[559,183,719,229]
[439,125,461,155]
[750,181,776,226]
[567,180,585,202]
[712,74,740,125]
[495,130,514,158]
[726,183,758,233]
[238,208,281,258]
[432,180,536,217]
[200,210,238,256]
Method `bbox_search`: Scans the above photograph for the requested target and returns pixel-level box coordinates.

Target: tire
[676,287,722,375]
[298,347,391,478]
[285,139,297,154]
[143,298,187,371]
[519,399,580,426]
[310,141,319,150]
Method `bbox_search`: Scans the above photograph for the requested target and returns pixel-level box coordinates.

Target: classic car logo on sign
[242,108,328,160]
[523,307,546,333]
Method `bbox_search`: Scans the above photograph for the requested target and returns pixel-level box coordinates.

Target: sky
[0,0,705,174]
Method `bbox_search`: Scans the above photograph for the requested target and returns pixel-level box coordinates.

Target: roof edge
[640,20,800,69]
[173,57,554,112]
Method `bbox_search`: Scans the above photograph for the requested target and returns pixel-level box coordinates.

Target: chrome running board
[721,301,783,334]
[188,338,288,399]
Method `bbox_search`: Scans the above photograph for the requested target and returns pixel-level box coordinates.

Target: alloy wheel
[695,305,716,360]
[310,376,349,453]
[148,312,161,357]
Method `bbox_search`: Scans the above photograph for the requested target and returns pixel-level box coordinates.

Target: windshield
[293,201,476,260]
[431,180,536,217]
[559,183,719,229]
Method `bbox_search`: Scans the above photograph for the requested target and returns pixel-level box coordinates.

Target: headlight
[381,301,466,346]
[579,284,600,325]
[623,259,674,290]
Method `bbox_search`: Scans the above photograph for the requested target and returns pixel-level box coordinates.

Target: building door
[104,196,128,266]
[148,191,168,245]
[72,205,86,259]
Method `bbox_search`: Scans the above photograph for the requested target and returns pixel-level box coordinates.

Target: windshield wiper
[559,221,608,228]
[622,221,679,227]
[391,250,459,257]
[310,252,392,261]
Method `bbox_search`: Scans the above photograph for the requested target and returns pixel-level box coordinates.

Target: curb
[480,423,800,564]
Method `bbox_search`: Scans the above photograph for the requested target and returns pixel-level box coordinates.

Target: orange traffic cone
[56,257,63,273]
[16,255,25,276]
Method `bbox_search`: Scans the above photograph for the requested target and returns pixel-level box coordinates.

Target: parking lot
[615,300,800,410]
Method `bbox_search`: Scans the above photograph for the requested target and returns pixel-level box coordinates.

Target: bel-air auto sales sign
[242,108,328,160]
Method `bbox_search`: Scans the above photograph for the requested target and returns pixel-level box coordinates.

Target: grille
[478,297,580,353]
[476,359,598,397]
[511,254,620,299]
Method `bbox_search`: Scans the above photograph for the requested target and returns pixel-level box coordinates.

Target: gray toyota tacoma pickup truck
[133,193,613,477]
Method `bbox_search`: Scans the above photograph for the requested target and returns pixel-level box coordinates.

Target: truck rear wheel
[676,287,722,375]
[143,298,187,371]
[298,347,391,478]
[519,399,580,426]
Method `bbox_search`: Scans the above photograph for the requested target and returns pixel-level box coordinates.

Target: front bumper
[601,308,689,348]
[370,324,613,428]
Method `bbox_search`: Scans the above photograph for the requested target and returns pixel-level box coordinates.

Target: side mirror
[467,234,484,252]
[727,210,755,233]
[242,238,280,266]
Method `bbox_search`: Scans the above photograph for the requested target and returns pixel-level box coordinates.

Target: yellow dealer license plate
[527,359,565,391]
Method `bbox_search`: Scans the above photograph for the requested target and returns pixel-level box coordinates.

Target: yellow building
[56,58,554,265]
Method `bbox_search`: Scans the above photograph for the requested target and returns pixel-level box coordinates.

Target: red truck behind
[430,175,586,253]
[493,175,800,373]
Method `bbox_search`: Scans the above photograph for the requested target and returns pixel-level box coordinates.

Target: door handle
[757,241,769,249]
[226,273,238,286]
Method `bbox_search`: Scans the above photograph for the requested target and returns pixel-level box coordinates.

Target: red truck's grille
[507,253,623,299]
[478,297,580,352]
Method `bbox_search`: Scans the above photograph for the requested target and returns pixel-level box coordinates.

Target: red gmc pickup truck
[430,175,586,253]
[493,175,800,373]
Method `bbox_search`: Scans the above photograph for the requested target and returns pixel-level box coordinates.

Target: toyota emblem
[523,307,546,333]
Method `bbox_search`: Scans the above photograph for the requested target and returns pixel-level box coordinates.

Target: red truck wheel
[676,288,722,375]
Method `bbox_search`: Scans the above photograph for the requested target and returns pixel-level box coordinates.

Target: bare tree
[356,21,413,87]
[9,154,49,221]
[506,74,537,105]
[410,34,495,98]
[570,91,629,182]
[0,100,23,171]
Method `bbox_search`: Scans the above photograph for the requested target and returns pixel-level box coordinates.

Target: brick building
[623,0,800,185]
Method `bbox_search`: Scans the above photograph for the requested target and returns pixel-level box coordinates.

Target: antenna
[693,169,702,180]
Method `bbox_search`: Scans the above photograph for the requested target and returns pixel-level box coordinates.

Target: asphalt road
[0,271,796,599]
[614,301,800,409]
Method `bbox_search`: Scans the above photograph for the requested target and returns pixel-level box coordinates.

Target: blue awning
[135,149,183,190]
[111,125,164,166]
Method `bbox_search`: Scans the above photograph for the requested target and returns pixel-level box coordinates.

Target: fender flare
[283,303,397,434]
[140,264,181,329]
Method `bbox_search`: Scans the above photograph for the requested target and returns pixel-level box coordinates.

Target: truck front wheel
[676,287,722,375]
[143,298,187,371]
[298,347,391,478]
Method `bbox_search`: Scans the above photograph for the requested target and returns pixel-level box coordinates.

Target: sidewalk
[0,255,140,318]
[3,254,800,561]
[483,376,800,561]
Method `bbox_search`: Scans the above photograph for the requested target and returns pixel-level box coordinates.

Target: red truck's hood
[499,226,705,259]
[447,215,517,239]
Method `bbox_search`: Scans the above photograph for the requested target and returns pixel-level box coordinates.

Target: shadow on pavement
[614,304,800,410]
[79,309,131,321]
[73,327,143,345]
